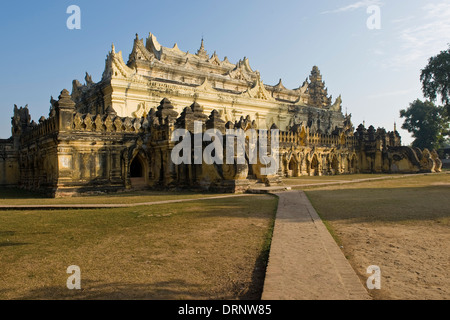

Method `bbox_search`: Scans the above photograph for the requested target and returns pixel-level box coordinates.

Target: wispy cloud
[386,2,450,69]
[367,88,414,99]
[321,0,382,14]
[391,16,415,24]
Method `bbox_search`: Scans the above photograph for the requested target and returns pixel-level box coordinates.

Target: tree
[400,46,450,150]
[420,45,450,115]
[400,99,448,150]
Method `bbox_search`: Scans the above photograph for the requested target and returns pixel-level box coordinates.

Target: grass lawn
[0,195,277,300]
[305,173,450,300]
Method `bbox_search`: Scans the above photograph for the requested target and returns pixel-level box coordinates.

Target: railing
[72,113,149,133]
[21,117,57,143]
[279,130,358,148]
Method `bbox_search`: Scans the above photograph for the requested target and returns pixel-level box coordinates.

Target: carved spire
[307,66,332,108]
[49,96,57,117]
[57,89,76,110]
[85,72,94,86]
[175,106,195,130]
[206,109,225,132]
[156,98,178,124]
[11,104,32,136]
[196,38,208,59]
[190,102,209,123]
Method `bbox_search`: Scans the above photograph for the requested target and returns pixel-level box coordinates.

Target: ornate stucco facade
[0,32,442,196]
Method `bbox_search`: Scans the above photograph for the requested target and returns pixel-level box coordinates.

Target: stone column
[56,89,76,132]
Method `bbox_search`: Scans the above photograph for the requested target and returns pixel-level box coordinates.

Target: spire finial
[196,35,208,58]
[111,43,115,54]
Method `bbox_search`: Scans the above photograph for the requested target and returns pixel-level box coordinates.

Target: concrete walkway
[262,190,370,300]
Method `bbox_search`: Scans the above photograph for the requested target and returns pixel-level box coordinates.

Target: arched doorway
[350,154,357,174]
[310,154,319,176]
[129,155,147,189]
[331,155,339,175]
[288,157,299,177]
[130,158,143,178]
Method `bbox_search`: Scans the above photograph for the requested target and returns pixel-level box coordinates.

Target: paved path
[262,190,370,300]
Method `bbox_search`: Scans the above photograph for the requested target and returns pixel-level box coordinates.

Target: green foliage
[400,99,448,150]
[401,46,450,150]
[420,45,450,109]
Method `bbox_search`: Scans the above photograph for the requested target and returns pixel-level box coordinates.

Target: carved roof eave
[104,62,304,106]
[145,33,236,70]
[208,54,222,66]
[274,79,286,91]
[264,78,308,95]
[108,77,287,110]
[103,49,145,82]
[329,95,343,112]
[222,57,235,68]
[128,36,154,65]
[244,78,276,102]
[111,51,134,78]
[195,90,287,111]
[146,32,162,59]
[239,58,254,73]
[174,51,236,71]
[140,58,254,88]
[195,77,279,104]
[161,43,185,56]
[195,78,215,92]
[294,84,308,95]
[264,83,306,104]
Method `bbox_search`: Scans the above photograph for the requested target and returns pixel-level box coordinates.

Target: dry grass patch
[305,173,450,300]
[0,195,277,300]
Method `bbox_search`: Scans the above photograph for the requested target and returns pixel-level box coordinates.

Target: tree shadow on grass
[0,242,31,247]
[17,279,216,300]
[0,231,31,247]
[0,231,16,236]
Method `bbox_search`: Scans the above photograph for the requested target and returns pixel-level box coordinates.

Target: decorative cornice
[245,78,275,102]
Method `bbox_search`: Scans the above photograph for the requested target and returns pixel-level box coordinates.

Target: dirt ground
[305,174,450,300]
[0,195,277,300]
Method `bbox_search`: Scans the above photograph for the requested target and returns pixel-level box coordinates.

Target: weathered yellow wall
[0,158,19,185]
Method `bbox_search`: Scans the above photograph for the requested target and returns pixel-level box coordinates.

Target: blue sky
[1,0,449,145]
